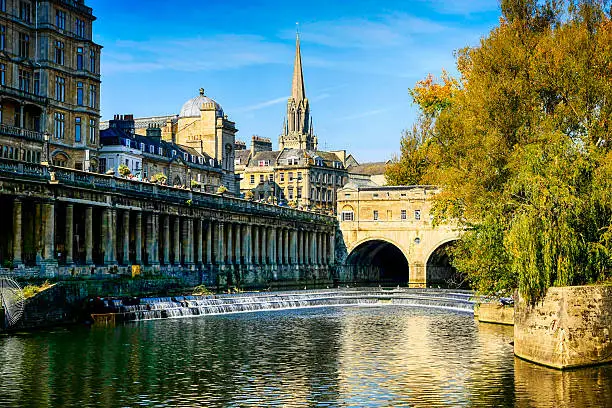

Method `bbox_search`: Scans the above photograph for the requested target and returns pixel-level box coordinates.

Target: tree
[395,0,612,303]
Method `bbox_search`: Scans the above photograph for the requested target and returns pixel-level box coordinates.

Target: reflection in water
[0,306,610,407]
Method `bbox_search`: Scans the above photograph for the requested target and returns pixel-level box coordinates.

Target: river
[0,306,610,407]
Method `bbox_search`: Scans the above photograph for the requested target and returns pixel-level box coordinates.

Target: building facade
[235,35,349,213]
[0,0,101,170]
[101,89,239,194]
[100,114,223,193]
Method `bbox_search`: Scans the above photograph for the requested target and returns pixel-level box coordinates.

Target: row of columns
[10,198,336,268]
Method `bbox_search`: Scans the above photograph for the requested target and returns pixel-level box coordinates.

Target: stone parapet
[514,285,612,369]
[476,303,514,325]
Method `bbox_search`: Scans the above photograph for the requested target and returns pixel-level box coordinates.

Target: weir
[90,288,477,324]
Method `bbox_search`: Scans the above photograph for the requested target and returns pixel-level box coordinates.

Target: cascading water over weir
[90,288,478,324]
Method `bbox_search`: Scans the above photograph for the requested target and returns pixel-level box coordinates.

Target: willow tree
[389,0,612,302]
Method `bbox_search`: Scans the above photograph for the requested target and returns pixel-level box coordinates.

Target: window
[258,192,265,200]
[373,193,379,198]
[90,50,96,73]
[288,172,294,181]
[19,2,31,23]
[123,139,131,148]
[19,33,30,58]
[33,72,40,94]
[183,152,188,161]
[76,82,84,105]
[259,174,264,184]
[288,188,294,200]
[0,63,5,86]
[341,211,354,222]
[158,147,163,155]
[0,0,4,12]
[258,160,269,166]
[56,10,66,29]
[76,47,84,70]
[55,41,65,65]
[414,210,421,221]
[55,76,65,101]
[75,18,86,38]
[268,174,273,182]
[401,210,407,220]
[89,119,96,143]
[250,175,255,184]
[0,25,5,51]
[280,173,284,182]
[18,69,31,92]
[373,210,379,221]
[75,117,82,142]
[297,172,302,181]
[297,187,302,199]
[151,145,155,154]
[54,112,65,139]
[327,190,332,202]
[89,85,97,108]
[139,143,145,151]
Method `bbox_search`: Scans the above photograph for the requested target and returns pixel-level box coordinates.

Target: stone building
[347,161,388,187]
[101,90,239,194]
[0,0,101,170]
[100,114,223,192]
[235,35,349,213]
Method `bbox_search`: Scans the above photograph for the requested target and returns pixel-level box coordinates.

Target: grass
[21,281,54,299]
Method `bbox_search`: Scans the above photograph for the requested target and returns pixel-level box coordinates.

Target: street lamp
[41,132,50,166]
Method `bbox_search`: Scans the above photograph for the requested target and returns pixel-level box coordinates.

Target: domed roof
[179,88,224,118]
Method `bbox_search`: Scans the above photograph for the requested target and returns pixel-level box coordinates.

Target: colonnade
[7,198,336,273]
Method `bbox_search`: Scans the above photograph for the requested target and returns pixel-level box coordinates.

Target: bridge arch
[425,238,467,288]
[344,238,410,285]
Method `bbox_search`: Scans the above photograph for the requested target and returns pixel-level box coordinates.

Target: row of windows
[341,209,423,222]
[53,112,96,143]
[0,144,41,163]
[0,25,97,70]
[55,9,88,38]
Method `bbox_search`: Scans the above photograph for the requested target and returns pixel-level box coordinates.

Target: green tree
[396,0,612,302]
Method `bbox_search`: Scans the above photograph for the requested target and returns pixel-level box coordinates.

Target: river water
[0,306,610,407]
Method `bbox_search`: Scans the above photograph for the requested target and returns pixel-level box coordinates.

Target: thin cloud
[235,96,289,113]
[336,108,390,122]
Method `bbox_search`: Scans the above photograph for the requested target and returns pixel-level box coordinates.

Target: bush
[216,185,228,194]
[22,281,54,299]
[151,173,167,184]
[118,164,131,177]
[244,190,254,201]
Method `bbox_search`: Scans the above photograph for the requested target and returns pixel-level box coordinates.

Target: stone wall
[476,303,514,325]
[514,285,612,369]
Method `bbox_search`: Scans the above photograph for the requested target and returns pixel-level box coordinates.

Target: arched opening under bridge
[345,240,409,285]
[426,240,468,289]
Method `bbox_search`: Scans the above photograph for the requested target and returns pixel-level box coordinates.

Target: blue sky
[90,0,501,162]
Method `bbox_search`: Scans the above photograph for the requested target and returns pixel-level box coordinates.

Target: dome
[179,88,224,118]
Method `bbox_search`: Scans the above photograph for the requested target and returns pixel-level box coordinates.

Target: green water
[0,306,610,407]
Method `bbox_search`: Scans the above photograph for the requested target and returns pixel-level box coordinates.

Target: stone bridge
[336,185,462,288]
[0,158,336,289]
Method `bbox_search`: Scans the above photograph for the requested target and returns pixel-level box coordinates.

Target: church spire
[291,33,306,103]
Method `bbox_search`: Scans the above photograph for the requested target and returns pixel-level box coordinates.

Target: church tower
[279,34,318,151]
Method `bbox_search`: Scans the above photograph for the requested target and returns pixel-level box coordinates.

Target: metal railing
[0,124,44,141]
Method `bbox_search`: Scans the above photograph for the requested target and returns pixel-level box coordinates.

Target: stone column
[187,218,194,265]
[234,223,241,265]
[122,210,130,265]
[205,221,212,265]
[111,209,117,264]
[85,206,93,265]
[225,223,234,265]
[163,215,170,265]
[35,203,43,264]
[283,229,289,265]
[12,199,23,267]
[63,204,73,265]
[216,221,225,265]
[253,225,260,265]
[43,202,55,263]
[102,208,112,265]
[145,213,152,265]
[152,214,160,265]
[181,217,189,265]
[173,217,180,265]
[309,231,315,265]
[135,211,142,264]
[195,218,203,266]
[267,227,275,265]
[317,232,322,265]
[261,226,267,265]
[322,232,328,265]
[276,228,283,265]
[329,232,335,265]
[241,224,251,265]
[290,229,298,265]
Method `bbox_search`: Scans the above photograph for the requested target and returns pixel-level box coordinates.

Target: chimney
[146,125,162,140]
[109,113,135,135]
[234,140,247,151]
[250,135,272,155]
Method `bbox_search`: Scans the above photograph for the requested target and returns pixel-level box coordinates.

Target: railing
[0,157,335,224]
[0,124,45,141]
[0,85,47,106]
